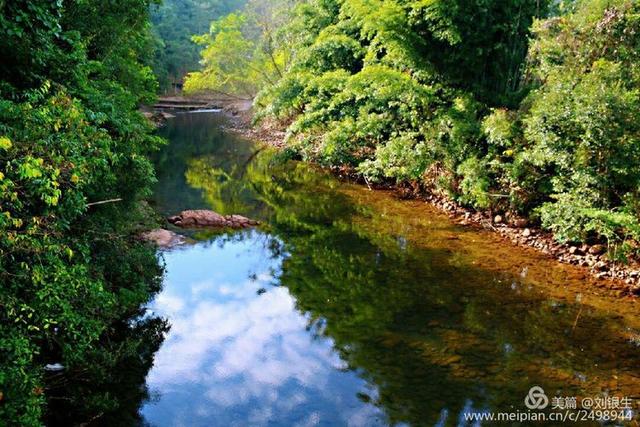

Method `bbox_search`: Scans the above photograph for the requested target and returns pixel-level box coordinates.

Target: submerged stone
[142,229,185,249]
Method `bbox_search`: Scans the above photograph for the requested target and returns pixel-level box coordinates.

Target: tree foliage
[0,1,166,424]
[183,0,292,97]
[150,0,247,92]
[521,1,640,254]
[190,0,640,254]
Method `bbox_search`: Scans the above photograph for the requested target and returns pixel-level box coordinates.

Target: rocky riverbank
[219,99,287,148]
[151,97,639,296]
[423,193,640,297]
[220,102,640,298]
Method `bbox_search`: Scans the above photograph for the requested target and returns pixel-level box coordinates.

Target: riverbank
[208,100,640,299]
[218,99,286,148]
[150,97,640,297]
[143,108,640,424]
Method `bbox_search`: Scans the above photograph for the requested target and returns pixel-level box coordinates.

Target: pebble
[594,261,608,271]
[513,218,528,228]
[413,192,640,297]
[569,246,580,255]
[589,244,606,255]
[44,363,64,372]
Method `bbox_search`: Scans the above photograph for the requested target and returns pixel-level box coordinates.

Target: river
[140,112,639,426]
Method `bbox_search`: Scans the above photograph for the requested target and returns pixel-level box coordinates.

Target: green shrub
[538,193,640,257]
[521,1,640,249]
[456,157,492,209]
[250,0,640,253]
[0,1,165,423]
[358,133,429,181]
[297,32,364,73]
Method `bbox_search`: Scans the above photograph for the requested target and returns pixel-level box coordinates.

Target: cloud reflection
[142,231,384,427]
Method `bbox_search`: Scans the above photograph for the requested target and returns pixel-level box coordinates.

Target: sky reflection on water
[142,231,385,427]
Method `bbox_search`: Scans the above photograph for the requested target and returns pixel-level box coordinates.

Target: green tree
[183,0,291,97]
[522,0,640,253]
[150,0,247,92]
[249,0,640,254]
[0,1,167,424]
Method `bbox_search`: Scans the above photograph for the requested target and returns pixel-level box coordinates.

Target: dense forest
[150,0,246,92]
[0,1,167,424]
[186,0,640,259]
[0,0,263,423]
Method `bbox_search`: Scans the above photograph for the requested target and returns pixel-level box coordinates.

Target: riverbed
[141,112,639,426]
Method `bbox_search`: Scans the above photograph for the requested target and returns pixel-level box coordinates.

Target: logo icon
[524,386,549,409]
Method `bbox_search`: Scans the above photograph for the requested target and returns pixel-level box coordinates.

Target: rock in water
[168,210,225,226]
[167,210,259,229]
[142,229,185,249]
[226,214,260,228]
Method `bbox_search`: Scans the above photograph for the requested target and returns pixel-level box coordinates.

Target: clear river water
[140,112,639,426]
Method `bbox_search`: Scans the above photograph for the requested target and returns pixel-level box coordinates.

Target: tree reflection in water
[143,112,640,426]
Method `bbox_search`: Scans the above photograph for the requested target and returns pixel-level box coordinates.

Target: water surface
[143,112,640,426]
